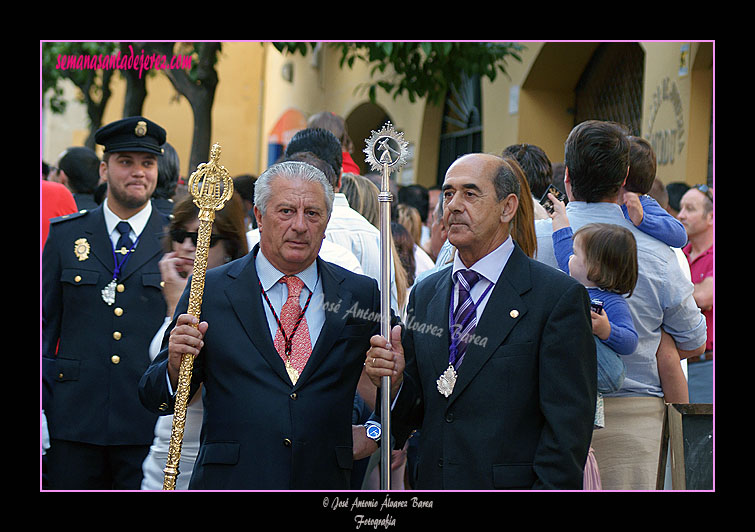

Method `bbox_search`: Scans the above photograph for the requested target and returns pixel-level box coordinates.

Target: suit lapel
[447,245,531,406]
[83,205,168,280]
[83,207,116,275]
[415,268,454,380]
[225,252,291,385]
[119,208,169,280]
[295,258,351,386]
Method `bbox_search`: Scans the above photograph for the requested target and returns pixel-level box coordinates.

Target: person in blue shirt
[619,135,690,404]
[535,121,705,490]
[549,198,638,428]
[619,136,688,249]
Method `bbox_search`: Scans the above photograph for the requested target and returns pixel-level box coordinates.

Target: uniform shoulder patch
[49,210,89,225]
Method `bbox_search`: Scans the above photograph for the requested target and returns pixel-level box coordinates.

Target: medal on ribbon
[101,280,117,305]
[438,273,493,397]
[102,231,142,306]
[436,365,457,398]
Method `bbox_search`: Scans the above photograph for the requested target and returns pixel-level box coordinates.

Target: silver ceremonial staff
[162,143,234,490]
[364,122,409,489]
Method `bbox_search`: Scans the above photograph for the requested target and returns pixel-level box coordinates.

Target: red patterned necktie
[273,275,312,384]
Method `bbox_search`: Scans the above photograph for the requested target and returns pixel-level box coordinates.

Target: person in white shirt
[284,128,399,313]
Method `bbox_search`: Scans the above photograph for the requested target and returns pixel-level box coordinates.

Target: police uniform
[42,117,170,489]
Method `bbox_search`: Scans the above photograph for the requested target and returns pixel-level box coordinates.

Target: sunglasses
[694,184,713,203]
[169,228,227,248]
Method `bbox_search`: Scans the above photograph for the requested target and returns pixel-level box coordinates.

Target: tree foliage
[273,42,524,105]
[42,41,221,172]
[42,42,119,148]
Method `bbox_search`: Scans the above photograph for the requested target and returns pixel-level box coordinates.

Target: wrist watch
[365,422,382,443]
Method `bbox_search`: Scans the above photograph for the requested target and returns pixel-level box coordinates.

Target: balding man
[365,153,596,489]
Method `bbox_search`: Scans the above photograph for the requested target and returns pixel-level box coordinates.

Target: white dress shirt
[102,198,153,248]
[326,193,398,312]
[451,236,515,320]
[255,248,326,347]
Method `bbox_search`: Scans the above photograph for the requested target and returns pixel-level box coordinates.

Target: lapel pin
[510,309,519,319]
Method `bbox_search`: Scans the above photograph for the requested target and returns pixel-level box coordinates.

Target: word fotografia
[354,514,397,530]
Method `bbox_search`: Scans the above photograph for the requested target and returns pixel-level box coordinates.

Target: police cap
[95,116,166,156]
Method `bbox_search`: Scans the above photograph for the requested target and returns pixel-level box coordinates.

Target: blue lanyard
[447,278,493,369]
[110,231,142,281]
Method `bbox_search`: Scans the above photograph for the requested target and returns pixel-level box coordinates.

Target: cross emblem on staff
[377,137,401,165]
[364,122,408,172]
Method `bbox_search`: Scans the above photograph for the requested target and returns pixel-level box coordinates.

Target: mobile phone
[539,184,566,214]
[590,299,604,314]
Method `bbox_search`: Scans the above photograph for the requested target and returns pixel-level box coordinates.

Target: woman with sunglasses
[140,192,248,490]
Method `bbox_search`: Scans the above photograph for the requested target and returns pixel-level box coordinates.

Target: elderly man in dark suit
[139,160,388,490]
[365,153,596,490]
[43,116,170,489]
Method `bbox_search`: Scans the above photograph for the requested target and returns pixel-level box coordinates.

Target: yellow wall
[641,42,691,184]
[481,42,597,165]
[686,43,714,186]
[97,42,265,180]
[482,41,712,186]
[261,43,431,185]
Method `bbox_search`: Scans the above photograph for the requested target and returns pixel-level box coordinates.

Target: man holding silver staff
[365,153,597,490]
[139,160,396,489]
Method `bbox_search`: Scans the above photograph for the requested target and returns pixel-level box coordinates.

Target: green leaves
[274,42,524,105]
[42,42,118,113]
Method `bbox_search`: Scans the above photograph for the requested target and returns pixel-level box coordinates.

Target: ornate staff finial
[363,122,409,173]
[187,143,234,220]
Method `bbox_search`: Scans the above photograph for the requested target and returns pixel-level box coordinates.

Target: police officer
[43,116,171,489]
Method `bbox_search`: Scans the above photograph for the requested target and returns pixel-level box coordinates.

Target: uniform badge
[74,238,90,261]
[134,120,147,137]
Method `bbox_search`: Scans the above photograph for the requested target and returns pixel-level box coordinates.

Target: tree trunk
[148,42,220,175]
[83,69,114,150]
[121,43,148,117]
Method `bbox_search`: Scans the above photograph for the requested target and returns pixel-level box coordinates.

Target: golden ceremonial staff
[162,143,234,490]
[364,122,408,490]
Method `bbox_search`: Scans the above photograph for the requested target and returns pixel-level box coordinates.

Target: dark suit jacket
[390,244,597,490]
[42,205,169,446]
[138,247,385,490]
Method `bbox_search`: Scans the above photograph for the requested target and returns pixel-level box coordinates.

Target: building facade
[42,41,713,189]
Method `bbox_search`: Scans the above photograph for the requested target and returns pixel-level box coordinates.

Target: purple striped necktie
[450,269,481,368]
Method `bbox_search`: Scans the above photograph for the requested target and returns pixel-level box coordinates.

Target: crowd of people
[41,112,713,491]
